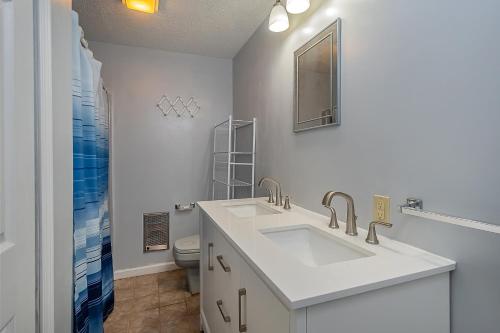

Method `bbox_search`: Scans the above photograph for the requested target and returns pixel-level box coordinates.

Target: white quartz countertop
[197,198,456,310]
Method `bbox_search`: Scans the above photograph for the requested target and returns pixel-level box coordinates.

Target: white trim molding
[114,261,180,280]
[34,0,55,332]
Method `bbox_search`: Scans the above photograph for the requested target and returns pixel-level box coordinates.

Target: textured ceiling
[73,0,273,58]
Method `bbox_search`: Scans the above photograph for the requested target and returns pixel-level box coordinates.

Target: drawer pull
[208,243,214,271]
[238,288,247,332]
[217,255,231,272]
[216,300,231,323]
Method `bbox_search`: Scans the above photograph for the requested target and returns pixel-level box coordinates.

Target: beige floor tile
[129,308,160,333]
[158,278,186,293]
[159,290,187,307]
[162,314,200,333]
[114,300,135,314]
[185,295,200,314]
[160,325,197,333]
[131,327,160,333]
[130,308,159,323]
[159,302,188,328]
[115,277,134,290]
[135,283,159,298]
[108,270,195,333]
[106,307,131,324]
[133,294,160,312]
[134,274,159,288]
[115,288,135,302]
[177,314,200,331]
[104,317,129,333]
[158,270,186,282]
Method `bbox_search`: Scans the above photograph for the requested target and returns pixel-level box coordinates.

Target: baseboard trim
[201,310,211,333]
[114,261,180,280]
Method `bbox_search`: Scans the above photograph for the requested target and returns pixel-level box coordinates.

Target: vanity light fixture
[268,0,290,32]
[286,0,310,14]
[122,0,159,14]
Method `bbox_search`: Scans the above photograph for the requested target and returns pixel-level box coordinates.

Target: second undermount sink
[260,225,374,267]
[223,202,282,218]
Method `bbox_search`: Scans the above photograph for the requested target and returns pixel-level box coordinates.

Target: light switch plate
[373,195,390,223]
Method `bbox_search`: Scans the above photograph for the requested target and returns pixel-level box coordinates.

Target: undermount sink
[223,202,281,218]
[260,225,374,267]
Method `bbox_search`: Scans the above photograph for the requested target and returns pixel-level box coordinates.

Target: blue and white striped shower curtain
[72,11,114,333]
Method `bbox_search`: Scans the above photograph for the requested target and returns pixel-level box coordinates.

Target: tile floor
[104,269,201,333]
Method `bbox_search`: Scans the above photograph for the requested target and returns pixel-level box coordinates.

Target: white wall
[233,0,500,332]
[90,42,233,271]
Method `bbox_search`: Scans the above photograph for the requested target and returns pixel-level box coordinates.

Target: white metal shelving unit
[212,115,256,200]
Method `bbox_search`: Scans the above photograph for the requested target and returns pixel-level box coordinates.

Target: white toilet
[173,234,200,294]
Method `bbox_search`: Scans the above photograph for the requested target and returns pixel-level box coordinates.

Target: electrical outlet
[373,195,390,223]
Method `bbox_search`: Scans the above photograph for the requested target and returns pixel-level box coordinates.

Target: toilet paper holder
[175,203,196,211]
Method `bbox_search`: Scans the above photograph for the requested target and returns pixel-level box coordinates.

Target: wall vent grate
[143,212,169,252]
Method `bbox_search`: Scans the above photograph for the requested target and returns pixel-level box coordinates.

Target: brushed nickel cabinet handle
[208,243,214,271]
[216,300,231,323]
[238,288,247,332]
[216,255,231,272]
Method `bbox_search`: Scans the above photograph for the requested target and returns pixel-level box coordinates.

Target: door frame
[34,0,55,332]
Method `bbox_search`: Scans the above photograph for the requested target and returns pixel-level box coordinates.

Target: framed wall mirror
[293,19,341,132]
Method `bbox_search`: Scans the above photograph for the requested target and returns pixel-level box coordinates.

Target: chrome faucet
[266,188,275,203]
[322,191,358,236]
[258,177,282,206]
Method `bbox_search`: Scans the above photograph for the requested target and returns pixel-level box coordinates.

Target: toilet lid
[174,234,200,254]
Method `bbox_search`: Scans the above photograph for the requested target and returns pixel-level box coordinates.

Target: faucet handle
[324,205,339,229]
[267,189,274,203]
[275,186,283,206]
[283,196,291,210]
[365,221,393,245]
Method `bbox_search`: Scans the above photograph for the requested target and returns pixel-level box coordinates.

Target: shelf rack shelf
[212,115,256,200]
[213,178,253,187]
[213,151,253,155]
[214,160,253,166]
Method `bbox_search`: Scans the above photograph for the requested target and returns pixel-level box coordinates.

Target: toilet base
[186,267,200,294]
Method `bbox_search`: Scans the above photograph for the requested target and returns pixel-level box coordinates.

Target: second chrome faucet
[322,191,358,236]
[258,177,283,206]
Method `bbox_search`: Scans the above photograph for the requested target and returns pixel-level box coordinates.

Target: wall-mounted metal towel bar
[400,198,500,235]
[175,203,196,211]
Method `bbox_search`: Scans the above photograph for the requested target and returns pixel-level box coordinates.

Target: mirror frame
[293,18,341,132]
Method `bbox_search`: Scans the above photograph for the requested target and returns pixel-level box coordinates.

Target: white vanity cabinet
[199,200,454,333]
[201,216,290,333]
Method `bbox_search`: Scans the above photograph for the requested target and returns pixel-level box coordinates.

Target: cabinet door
[212,227,241,333]
[239,261,290,333]
[201,217,220,332]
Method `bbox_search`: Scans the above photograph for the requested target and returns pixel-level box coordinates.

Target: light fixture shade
[286,0,310,14]
[269,1,289,32]
[122,0,159,14]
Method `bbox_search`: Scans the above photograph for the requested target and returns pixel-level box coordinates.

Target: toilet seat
[174,234,200,253]
[174,234,200,262]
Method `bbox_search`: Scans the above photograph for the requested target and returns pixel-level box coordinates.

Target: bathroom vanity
[198,198,455,333]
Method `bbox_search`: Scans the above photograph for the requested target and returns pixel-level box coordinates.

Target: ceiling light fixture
[122,0,159,14]
[286,0,310,14]
[268,0,289,32]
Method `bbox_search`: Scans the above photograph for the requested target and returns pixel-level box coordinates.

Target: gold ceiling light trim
[122,0,159,14]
